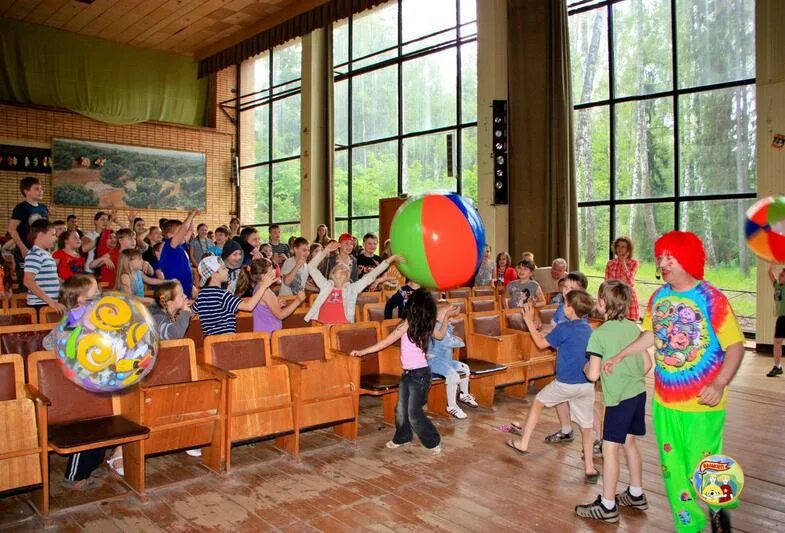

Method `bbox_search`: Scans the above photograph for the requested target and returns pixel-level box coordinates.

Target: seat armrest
[25,384,51,406]
[271,356,307,369]
[198,363,237,380]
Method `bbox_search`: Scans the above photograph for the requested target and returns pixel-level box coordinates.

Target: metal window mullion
[606,1,617,259]
[670,0,681,230]
[455,0,462,195]
[396,0,404,197]
[347,13,354,233]
[268,51,275,227]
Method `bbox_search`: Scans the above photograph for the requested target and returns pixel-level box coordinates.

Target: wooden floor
[2,347,784,532]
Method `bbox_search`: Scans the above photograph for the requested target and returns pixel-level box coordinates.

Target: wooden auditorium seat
[445,297,468,315]
[0,307,37,326]
[202,332,297,468]
[363,302,389,322]
[468,295,498,313]
[502,309,558,396]
[471,286,496,297]
[282,308,310,329]
[446,287,471,300]
[118,339,226,492]
[26,351,150,509]
[329,322,400,424]
[0,324,55,375]
[37,306,62,325]
[8,293,29,309]
[447,314,506,408]
[355,292,382,321]
[0,354,47,517]
[271,327,359,440]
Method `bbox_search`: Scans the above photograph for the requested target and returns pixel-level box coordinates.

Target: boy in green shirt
[576,280,652,524]
[767,263,785,377]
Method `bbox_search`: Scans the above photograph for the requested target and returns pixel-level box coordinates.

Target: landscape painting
[52,138,206,210]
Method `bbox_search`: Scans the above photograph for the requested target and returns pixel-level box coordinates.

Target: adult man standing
[604,231,743,533]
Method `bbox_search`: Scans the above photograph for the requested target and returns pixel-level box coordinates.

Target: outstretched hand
[325,241,341,253]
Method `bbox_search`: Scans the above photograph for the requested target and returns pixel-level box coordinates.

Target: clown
[604,231,744,533]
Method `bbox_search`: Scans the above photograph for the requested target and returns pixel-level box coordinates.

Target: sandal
[584,471,600,485]
[505,439,529,456]
[107,455,124,476]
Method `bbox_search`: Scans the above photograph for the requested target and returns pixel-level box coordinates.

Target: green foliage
[53,184,98,206]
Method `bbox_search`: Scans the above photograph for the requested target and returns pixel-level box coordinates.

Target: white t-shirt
[279,256,308,296]
[84,230,100,273]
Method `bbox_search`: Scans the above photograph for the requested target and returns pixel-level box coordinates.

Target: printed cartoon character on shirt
[652,301,708,368]
[326,290,342,305]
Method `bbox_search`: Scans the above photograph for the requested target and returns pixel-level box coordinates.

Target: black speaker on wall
[492,99,508,205]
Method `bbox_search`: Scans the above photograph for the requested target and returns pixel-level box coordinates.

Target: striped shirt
[192,286,241,336]
[24,246,59,306]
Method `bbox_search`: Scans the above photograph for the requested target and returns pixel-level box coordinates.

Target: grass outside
[580,260,758,329]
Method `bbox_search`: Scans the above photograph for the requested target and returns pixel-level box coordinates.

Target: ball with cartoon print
[692,454,744,507]
[52,292,159,392]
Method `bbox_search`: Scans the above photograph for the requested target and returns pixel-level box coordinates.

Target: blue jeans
[392,367,441,449]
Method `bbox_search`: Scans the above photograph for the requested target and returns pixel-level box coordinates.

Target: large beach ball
[745,196,785,262]
[390,192,486,289]
[52,293,159,392]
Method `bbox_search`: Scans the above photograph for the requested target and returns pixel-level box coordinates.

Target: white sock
[562,426,572,434]
[628,486,643,497]
[777,364,782,369]
[601,497,616,510]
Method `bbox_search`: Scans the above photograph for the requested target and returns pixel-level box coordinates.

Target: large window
[238,39,303,237]
[332,0,478,236]
[568,0,756,327]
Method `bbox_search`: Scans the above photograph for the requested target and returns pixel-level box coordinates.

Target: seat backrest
[470,297,496,313]
[472,286,495,297]
[504,310,529,332]
[236,312,254,333]
[184,316,204,349]
[282,309,309,329]
[0,354,24,401]
[447,287,471,300]
[0,309,36,326]
[430,290,443,302]
[9,293,28,309]
[446,298,467,315]
[39,307,61,325]
[356,292,382,307]
[363,303,388,322]
[0,324,52,357]
[204,332,269,370]
[273,327,328,363]
[330,323,380,375]
[538,306,557,325]
[28,352,114,425]
[142,339,196,387]
[469,312,502,336]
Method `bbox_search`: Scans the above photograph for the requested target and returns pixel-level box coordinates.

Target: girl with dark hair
[235,258,306,333]
[350,289,458,453]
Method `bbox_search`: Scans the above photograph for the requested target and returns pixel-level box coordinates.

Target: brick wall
[0,66,238,233]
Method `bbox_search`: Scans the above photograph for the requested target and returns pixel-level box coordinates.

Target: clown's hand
[698,381,724,407]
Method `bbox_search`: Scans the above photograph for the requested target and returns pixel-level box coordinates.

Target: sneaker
[766,365,783,377]
[386,440,410,449]
[185,448,202,457]
[544,430,574,444]
[447,406,468,419]
[710,508,731,533]
[616,488,649,511]
[593,439,603,456]
[429,444,442,455]
[61,477,100,491]
[575,495,619,523]
[458,393,479,408]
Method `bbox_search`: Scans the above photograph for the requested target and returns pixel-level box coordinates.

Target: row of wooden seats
[0,325,361,520]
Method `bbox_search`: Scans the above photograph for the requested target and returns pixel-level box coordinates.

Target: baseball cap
[198,255,223,287]
[338,233,353,243]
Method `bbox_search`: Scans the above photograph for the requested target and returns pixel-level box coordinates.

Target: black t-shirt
[356,253,382,278]
[11,201,48,247]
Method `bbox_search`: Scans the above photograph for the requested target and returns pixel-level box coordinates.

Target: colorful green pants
[653,402,736,532]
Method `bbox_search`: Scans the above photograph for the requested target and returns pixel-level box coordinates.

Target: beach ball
[745,196,785,262]
[52,292,159,392]
[692,454,744,507]
[390,192,486,290]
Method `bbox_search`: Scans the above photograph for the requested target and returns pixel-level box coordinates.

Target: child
[384,278,419,319]
[767,263,785,377]
[551,277,567,305]
[505,259,545,308]
[350,289,457,453]
[189,223,213,266]
[305,243,323,293]
[505,292,598,484]
[114,249,167,303]
[474,245,494,287]
[208,226,229,257]
[427,304,478,418]
[159,209,198,299]
[493,252,516,288]
[236,258,306,333]
[9,176,48,291]
[305,241,401,324]
[53,230,86,280]
[23,220,64,313]
[576,280,651,523]
[54,275,108,488]
[279,237,310,296]
[192,255,276,336]
[151,280,193,342]
[321,233,359,282]
[552,271,588,325]
[521,251,537,268]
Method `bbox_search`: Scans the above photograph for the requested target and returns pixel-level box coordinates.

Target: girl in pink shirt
[351,289,457,453]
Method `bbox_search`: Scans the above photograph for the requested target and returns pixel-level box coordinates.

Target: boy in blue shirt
[506,289,599,483]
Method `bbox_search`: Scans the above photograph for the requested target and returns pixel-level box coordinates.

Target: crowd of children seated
[3,176,763,532]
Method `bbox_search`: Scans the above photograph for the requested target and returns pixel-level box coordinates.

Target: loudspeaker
[492,100,508,205]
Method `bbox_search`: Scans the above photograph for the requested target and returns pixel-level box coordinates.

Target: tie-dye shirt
[642,281,743,412]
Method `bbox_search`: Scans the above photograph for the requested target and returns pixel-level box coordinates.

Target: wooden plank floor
[2,348,784,532]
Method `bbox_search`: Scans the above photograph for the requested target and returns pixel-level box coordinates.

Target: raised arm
[308,243,338,288]
[769,263,777,285]
[350,320,408,356]
[237,269,277,312]
[170,209,199,249]
[354,255,400,293]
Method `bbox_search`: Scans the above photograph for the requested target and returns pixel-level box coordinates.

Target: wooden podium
[379,196,407,245]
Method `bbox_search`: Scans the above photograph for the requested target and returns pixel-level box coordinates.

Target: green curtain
[0,19,207,126]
